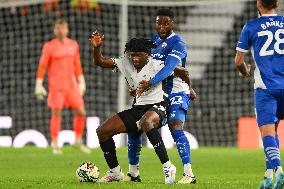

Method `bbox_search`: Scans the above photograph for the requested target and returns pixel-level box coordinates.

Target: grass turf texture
[0,147,269,188]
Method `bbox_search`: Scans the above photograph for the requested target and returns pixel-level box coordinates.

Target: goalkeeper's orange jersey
[36,37,83,91]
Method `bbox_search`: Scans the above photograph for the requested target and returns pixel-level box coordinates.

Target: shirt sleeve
[150,41,187,86]
[112,57,128,76]
[74,42,83,77]
[36,43,50,79]
[236,24,251,52]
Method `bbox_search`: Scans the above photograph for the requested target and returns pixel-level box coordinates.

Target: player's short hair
[260,0,278,10]
[54,19,68,27]
[124,38,156,54]
[156,8,174,19]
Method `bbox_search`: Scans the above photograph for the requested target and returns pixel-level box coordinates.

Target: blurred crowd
[8,0,101,16]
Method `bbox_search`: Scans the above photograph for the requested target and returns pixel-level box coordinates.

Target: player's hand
[239,64,251,78]
[136,80,151,97]
[34,79,47,100]
[78,75,86,96]
[89,31,104,48]
[190,88,197,101]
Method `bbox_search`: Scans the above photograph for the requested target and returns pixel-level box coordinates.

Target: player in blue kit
[125,9,196,184]
[235,0,284,188]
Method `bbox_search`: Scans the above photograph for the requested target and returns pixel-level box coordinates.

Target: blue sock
[266,157,274,170]
[276,134,280,148]
[263,135,281,169]
[172,130,191,164]
[127,132,142,165]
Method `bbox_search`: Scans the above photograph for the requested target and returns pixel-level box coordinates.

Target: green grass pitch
[0,147,271,188]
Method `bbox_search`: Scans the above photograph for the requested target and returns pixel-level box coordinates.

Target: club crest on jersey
[161,42,167,48]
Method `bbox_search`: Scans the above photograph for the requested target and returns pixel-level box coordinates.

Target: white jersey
[172,68,190,95]
[113,56,166,106]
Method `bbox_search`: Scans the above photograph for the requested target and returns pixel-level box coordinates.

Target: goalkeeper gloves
[34,78,47,100]
[78,75,86,96]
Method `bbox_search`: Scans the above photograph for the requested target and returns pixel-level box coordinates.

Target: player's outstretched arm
[235,51,251,78]
[90,31,115,68]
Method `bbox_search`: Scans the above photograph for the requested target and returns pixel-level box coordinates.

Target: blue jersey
[151,33,190,95]
[236,14,284,89]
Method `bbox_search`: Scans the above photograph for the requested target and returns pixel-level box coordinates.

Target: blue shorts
[254,89,284,127]
[167,92,190,123]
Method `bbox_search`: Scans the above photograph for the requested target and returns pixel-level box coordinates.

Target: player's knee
[74,108,86,116]
[168,120,183,132]
[260,124,276,138]
[96,125,109,142]
[140,116,159,133]
[52,109,62,116]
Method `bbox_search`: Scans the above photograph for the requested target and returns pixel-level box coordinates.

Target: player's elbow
[93,58,104,67]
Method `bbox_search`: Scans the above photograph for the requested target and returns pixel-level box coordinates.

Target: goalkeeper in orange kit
[35,19,90,154]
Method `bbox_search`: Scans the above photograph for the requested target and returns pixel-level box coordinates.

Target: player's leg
[67,90,87,143]
[50,108,62,154]
[125,132,142,182]
[96,114,127,182]
[73,107,86,143]
[48,90,64,154]
[260,124,283,189]
[124,104,164,182]
[255,89,282,189]
[67,89,90,153]
[168,93,195,184]
[73,107,91,154]
[139,110,176,184]
[273,89,284,189]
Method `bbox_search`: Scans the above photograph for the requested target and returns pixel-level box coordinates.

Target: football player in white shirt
[90,32,177,184]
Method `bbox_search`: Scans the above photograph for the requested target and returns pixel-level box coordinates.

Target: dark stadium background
[0,0,257,146]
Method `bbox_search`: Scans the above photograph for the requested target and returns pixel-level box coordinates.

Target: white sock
[129,164,139,177]
[111,165,121,174]
[163,161,171,168]
[184,163,194,177]
[275,166,283,177]
[264,169,273,179]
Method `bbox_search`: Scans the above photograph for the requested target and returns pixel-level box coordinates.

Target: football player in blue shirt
[125,9,196,184]
[235,0,284,188]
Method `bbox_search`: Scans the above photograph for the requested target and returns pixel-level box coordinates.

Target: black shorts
[117,101,167,132]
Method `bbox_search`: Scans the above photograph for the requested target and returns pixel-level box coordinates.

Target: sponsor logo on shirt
[161,42,167,48]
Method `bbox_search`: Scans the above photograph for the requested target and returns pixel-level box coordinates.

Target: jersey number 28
[258,29,284,56]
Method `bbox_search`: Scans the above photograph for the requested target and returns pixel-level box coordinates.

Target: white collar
[261,14,277,17]
[159,32,175,41]
[166,32,175,39]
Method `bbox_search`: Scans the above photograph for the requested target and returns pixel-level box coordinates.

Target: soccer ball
[76,162,100,182]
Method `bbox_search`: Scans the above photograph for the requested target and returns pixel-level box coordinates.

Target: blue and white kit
[236,14,284,126]
[151,33,190,123]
